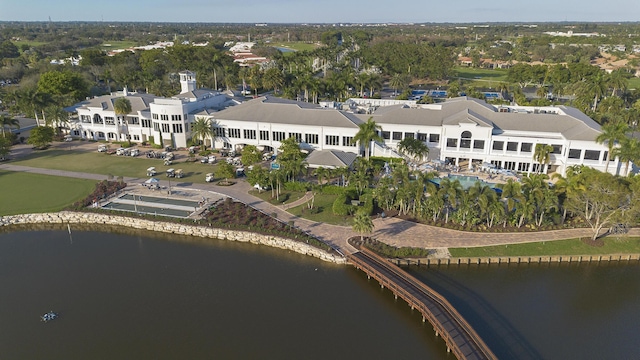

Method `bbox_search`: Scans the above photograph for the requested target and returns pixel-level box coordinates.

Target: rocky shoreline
[0,211,347,264]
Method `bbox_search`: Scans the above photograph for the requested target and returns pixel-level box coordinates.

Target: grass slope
[11,149,217,184]
[0,170,97,215]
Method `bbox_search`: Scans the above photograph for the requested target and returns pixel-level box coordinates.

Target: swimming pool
[429,174,501,192]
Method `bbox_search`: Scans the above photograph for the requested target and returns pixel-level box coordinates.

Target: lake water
[1,226,639,359]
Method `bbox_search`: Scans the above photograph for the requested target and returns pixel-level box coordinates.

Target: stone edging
[0,211,347,265]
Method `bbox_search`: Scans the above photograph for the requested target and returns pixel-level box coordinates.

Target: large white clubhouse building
[206,96,625,176]
[72,71,240,149]
[71,71,627,176]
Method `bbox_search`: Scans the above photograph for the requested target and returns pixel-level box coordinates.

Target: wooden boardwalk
[348,246,497,360]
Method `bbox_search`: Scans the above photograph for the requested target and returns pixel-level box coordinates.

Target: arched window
[93,114,103,124]
[460,131,472,148]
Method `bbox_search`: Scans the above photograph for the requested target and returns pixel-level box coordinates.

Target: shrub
[360,194,374,216]
[332,193,351,215]
[318,184,345,195]
[283,182,309,192]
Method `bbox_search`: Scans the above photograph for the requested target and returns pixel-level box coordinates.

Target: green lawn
[0,170,97,215]
[449,237,640,257]
[11,149,218,184]
[288,194,353,226]
[274,41,319,53]
[628,77,640,91]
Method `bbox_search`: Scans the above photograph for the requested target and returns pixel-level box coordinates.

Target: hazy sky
[1,0,639,23]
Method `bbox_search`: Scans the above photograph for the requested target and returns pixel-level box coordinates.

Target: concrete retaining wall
[393,254,640,266]
[0,211,346,264]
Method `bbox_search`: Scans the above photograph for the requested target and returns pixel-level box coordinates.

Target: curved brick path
[4,160,637,256]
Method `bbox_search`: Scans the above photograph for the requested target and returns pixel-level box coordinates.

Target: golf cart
[146,167,157,176]
[205,173,214,182]
[164,158,172,166]
[175,169,184,178]
[98,144,108,152]
[166,168,176,178]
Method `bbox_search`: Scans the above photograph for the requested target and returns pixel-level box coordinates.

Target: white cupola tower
[179,70,196,93]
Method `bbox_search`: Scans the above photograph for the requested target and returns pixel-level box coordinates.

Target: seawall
[392,254,640,266]
[0,211,347,264]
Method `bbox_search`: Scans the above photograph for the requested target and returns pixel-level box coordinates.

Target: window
[504,161,516,170]
[381,131,390,140]
[184,123,189,133]
[325,135,339,146]
[172,124,183,133]
[460,133,471,148]
[105,117,115,125]
[244,129,256,140]
[551,145,562,154]
[473,140,485,149]
[260,130,269,141]
[584,150,600,160]
[288,132,302,142]
[142,119,152,128]
[108,133,115,139]
[161,124,170,133]
[214,127,225,137]
[518,162,530,172]
[81,115,91,123]
[520,143,532,153]
[160,114,169,121]
[392,132,402,141]
[153,122,160,131]
[493,141,504,151]
[429,134,440,143]
[446,138,458,148]
[404,132,414,139]
[273,131,286,141]
[417,133,428,142]
[171,114,182,121]
[152,114,159,120]
[343,136,355,147]
[568,149,581,159]
[305,133,318,144]
[228,128,241,138]
[128,117,139,125]
[507,142,518,151]
[133,135,140,141]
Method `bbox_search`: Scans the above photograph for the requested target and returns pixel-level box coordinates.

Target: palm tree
[533,144,554,174]
[397,137,429,164]
[313,167,330,185]
[438,178,462,224]
[0,114,19,136]
[352,211,374,242]
[113,97,132,143]
[389,73,408,97]
[499,179,523,215]
[191,117,214,150]
[367,73,383,98]
[613,136,640,176]
[44,106,70,135]
[353,117,383,159]
[596,121,629,174]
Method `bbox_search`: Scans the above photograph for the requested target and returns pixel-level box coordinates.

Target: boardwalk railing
[348,246,496,360]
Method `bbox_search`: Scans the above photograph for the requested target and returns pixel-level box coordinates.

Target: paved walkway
[2,159,637,256]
